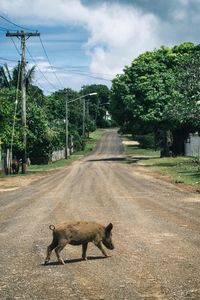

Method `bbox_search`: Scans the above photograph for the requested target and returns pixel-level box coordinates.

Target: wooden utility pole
[6,31,40,173]
[82,98,86,138]
[65,90,69,159]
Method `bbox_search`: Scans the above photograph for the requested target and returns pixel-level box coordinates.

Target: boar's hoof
[82,257,87,261]
[59,259,65,265]
[44,259,49,265]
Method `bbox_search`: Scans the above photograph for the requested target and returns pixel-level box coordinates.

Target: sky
[0,0,200,94]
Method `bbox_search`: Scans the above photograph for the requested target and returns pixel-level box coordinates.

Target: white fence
[51,149,65,162]
[185,133,200,158]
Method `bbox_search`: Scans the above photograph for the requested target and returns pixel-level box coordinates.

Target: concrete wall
[185,133,200,158]
[51,149,65,162]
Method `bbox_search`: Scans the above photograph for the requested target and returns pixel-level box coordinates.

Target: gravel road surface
[0,129,200,300]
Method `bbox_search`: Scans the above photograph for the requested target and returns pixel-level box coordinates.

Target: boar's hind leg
[96,241,108,257]
[44,237,58,265]
[82,243,88,260]
[55,240,68,265]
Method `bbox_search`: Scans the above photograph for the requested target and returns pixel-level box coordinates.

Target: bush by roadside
[0,129,105,179]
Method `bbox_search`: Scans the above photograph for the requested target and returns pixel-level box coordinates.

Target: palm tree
[0,63,12,87]
[0,63,35,90]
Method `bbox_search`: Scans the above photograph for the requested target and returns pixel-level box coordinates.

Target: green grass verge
[28,155,80,174]
[140,156,200,190]
[74,129,105,155]
[122,134,200,190]
[122,134,160,157]
[0,154,81,178]
[125,145,160,157]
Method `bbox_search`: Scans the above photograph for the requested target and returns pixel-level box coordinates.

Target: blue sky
[0,0,200,94]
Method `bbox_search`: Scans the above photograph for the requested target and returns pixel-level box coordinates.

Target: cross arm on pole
[6,31,40,38]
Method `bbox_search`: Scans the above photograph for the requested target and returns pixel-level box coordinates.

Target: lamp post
[65,92,69,159]
[82,93,97,138]
[65,92,97,159]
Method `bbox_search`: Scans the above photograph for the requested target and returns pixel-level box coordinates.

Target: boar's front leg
[95,241,108,257]
[55,240,68,265]
[82,243,88,260]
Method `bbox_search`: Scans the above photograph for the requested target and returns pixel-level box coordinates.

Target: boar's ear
[105,223,113,232]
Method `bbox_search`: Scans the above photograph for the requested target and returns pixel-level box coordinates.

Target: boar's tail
[49,224,55,231]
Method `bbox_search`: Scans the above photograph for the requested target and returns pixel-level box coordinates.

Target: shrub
[134,133,155,148]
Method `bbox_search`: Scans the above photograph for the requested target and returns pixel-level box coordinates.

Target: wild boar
[44,221,114,265]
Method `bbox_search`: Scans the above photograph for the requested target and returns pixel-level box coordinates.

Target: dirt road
[0,129,200,300]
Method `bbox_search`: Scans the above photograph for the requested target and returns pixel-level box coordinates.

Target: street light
[65,92,97,159]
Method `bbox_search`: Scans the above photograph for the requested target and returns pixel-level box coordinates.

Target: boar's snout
[102,238,114,250]
[102,222,114,250]
[110,244,114,250]
[108,242,114,250]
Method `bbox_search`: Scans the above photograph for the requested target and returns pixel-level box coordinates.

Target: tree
[111,47,175,139]
[110,73,131,133]
[0,87,22,149]
[80,84,111,128]
[27,99,56,163]
[0,64,12,88]
[46,88,84,152]
[110,42,200,156]
[0,63,54,163]
[163,43,200,154]
[0,63,35,90]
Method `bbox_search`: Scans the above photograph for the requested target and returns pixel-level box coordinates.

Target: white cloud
[0,0,88,25]
[84,3,160,75]
[0,0,160,80]
[2,0,197,90]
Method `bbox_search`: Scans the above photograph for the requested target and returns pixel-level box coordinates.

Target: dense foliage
[1,41,199,163]
[110,42,200,156]
[0,63,111,163]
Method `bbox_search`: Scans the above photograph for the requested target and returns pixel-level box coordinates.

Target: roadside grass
[74,128,105,155]
[0,128,105,178]
[125,144,160,157]
[140,156,200,190]
[122,134,200,190]
[122,134,160,157]
[27,155,80,174]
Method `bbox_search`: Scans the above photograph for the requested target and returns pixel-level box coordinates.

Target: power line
[31,79,53,95]
[61,66,113,77]
[11,63,21,158]
[26,45,59,91]
[52,65,113,81]
[53,66,112,82]
[10,37,21,55]
[0,15,36,32]
[38,35,64,89]
[0,60,55,95]
[38,33,112,84]
[72,70,112,81]
[1,16,112,83]
[0,57,18,62]
[72,71,112,82]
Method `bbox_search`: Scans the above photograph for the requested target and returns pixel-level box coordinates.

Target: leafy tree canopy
[110,42,200,155]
